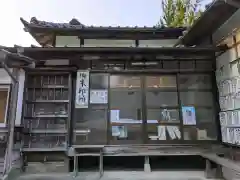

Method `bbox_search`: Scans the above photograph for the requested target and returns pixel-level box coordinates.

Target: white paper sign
[182,106,196,125]
[75,71,89,108]
[158,126,166,140]
[90,90,108,104]
[234,128,240,145]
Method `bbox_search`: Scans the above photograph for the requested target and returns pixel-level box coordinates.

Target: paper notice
[171,126,181,139]
[182,106,196,125]
[90,90,108,104]
[197,129,207,140]
[219,112,227,126]
[234,128,240,145]
[110,110,120,122]
[221,127,227,143]
[158,126,166,140]
[166,126,176,140]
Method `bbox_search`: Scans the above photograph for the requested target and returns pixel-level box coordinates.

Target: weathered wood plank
[201,153,240,172]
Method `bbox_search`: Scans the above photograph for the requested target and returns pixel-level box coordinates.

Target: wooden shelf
[26,100,69,103]
[28,129,68,134]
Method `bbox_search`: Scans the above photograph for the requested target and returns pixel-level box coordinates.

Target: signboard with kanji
[75,71,89,108]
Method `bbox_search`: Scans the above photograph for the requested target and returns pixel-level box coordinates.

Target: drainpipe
[4,67,19,174]
[0,51,19,175]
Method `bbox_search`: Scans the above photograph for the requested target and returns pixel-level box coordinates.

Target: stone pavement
[16,171,222,180]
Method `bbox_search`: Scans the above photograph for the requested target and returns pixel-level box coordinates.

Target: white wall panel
[55,36,80,47]
[138,39,177,47]
[0,68,12,84]
[84,39,135,47]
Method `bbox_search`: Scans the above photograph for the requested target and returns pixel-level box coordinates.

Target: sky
[0,0,212,47]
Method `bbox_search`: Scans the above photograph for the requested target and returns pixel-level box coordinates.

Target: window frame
[0,85,10,127]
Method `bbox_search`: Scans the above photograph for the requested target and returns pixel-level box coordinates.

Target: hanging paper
[90,90,108,104]
[234,128,240,145]
[110,110,120,122]
[166,126,176,140]
[182,106,196,125]
[75,71,89,108]
[158,126,166,140]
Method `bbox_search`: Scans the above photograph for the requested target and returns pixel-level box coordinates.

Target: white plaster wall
[0,68,12,84]
[138,39,177,47]
[15,69,25,126]
[83,39,136,47]
[55,36,80,47]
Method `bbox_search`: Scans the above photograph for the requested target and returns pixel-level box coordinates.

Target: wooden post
[144,156,151,173]
[73,155,78,177]
[205,159,212,178]
[99,149,103,178]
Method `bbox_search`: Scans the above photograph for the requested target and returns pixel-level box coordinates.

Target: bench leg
[144,156,151,173]
[99,149,103,178]
[215,164,223,179]
[73,155,78,177]
[205,159,214,179]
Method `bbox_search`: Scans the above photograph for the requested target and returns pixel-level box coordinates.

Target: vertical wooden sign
[75,71,89,108]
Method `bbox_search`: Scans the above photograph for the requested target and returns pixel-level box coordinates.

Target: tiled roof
[20,17,186,47]
[21,17,186,31]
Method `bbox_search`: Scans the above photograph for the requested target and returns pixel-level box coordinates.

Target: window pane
[145,76,176,89]
[180,61,195,70]
[0,90,8,124]
[147,109,180,123]
[196,61,212,70]
[90,74,108,89]
[180,92,213,106]
[178,75,212,90]
[74,108,107,144]
[110,109,142,142]
[196,108,215,123]
[146,91,178,107]
[183,125,217,140]
[163,61,178,69]
[148,125,181,141]
[110,76,141,88]
[110,90,141,109]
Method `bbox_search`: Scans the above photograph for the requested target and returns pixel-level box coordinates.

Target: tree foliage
[158,0,203,27]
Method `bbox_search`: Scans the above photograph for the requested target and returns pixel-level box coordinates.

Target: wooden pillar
[144,156,151,173]
[73,155,78,177]
[99,149,103,178]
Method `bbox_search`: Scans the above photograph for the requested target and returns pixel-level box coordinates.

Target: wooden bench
[72,145,104,178]
[200,152,240,179]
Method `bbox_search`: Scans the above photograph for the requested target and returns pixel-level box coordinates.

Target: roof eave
[175,0,239,47]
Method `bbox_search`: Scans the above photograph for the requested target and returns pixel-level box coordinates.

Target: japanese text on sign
[75,71,89,108]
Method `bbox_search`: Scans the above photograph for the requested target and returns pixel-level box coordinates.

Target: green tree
[158,0,203,27]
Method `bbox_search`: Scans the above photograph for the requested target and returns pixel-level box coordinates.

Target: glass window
[147,109,180,123]
[180,61,195,70]
[110,75,142,143]
[110,76,141,88]
[163,61,178,70]
[74,108,107,144]
[148,125,181,141]
[90,74,108,89]
[145,76,176,89]
[196,61,212,70]
[146,91,178,107]
[183,126,217,140]
[180,92,213,106]
[0,87,9,125]
[178,75,212,90]
[196,108,215,123]
[110,90,141,109]
[110,109,142,142]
